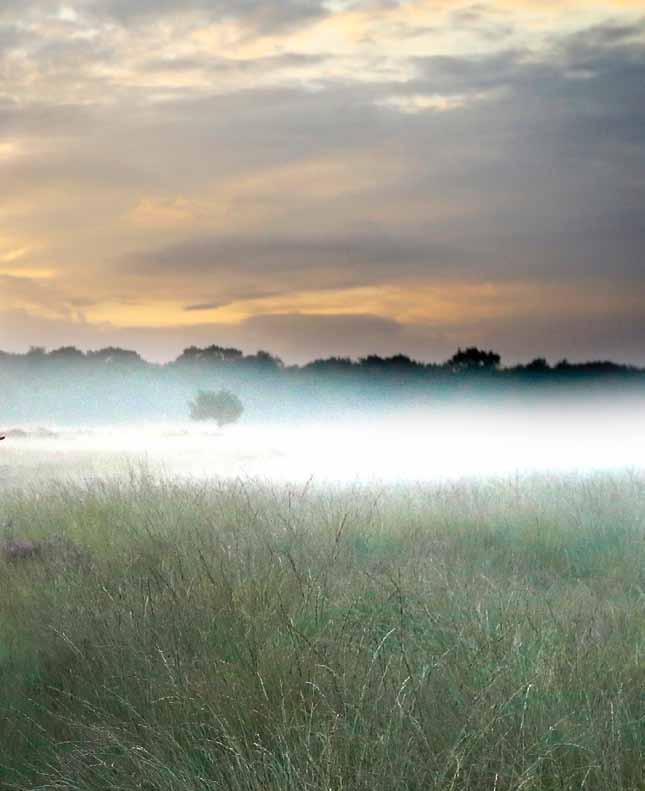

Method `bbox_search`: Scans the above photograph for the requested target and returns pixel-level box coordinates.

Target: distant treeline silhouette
[2,344,643,424]
[0,344,642,379]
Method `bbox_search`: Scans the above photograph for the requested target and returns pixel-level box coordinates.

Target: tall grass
[0,470,643,790]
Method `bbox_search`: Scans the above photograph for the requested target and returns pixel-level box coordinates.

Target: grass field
[0,470,643,790]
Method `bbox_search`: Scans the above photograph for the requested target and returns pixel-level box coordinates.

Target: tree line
[0,343,641,380]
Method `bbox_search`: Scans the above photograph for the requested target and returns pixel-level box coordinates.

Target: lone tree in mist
[188,389,244,427]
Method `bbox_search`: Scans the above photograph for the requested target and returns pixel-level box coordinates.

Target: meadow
[0,469,643,790]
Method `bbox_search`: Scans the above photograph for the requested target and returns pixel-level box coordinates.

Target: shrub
[188,389,244,427]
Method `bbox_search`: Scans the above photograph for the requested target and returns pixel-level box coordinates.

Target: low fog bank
[4,372,645,428]
[3,345,645,427]
[4,346,645,483]
[3,399,645,485]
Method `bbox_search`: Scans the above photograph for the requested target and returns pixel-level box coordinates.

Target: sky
[1,0,644,364]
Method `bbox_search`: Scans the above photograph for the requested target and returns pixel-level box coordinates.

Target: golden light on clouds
[82,279,642,331]
[0,142,22,160]
[0,247,31,264]
[0,234,41,271]
[1,0,644,362]
[0,267,56,279]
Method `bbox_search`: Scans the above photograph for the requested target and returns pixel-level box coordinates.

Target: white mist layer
[3,401,645,484]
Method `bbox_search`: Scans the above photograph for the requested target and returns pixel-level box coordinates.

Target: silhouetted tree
[387,354,422,370]
[177,345,243,365]
[446,347,501,372]
[576,361,632,374]
[48,346,85,361]
[188,389,244,427]
[525,357,550,372]
[359,354,423,376]
[240,350,283,371]
[359,355,386,369]
[304,357,355,372]
[87,347,142,364]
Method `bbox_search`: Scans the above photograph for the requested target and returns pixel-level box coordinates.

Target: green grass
[0,470,643,790]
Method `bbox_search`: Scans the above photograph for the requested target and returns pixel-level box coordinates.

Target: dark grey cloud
[0,22,26,55]
[241,312,416,362]
[131,232,466,281]
[0,0,328,31]
[412,19,645,122]
[381,24,645,282]
[448,4,514,42]
[563,18,645,51]
[106,22,645,287]
[140,52,326,76]
[93,0,328,32]
[30,32,115,62]
[0,98,98,137]
[0,147,151,198]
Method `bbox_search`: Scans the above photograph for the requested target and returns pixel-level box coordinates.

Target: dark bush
[188,389,244,427]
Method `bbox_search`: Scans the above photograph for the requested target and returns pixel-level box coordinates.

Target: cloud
[1,6,645,363]
[93,0,329,33]
[130,231,466,281]
[0,21,27,55]
[184,301,230,311]
[240,312,414,361]
[139,52,326,76]
[0,0,329,31]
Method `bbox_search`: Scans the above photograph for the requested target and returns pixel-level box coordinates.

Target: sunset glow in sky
[2,0,644,363]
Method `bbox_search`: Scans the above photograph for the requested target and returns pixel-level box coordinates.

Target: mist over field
[3,398,645,486]
[3,344,645,485]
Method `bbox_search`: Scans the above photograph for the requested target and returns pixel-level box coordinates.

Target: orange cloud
[129,197,197,228]
[80,278,642,330]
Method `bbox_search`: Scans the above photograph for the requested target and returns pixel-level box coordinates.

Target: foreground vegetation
[0,472,643,790]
